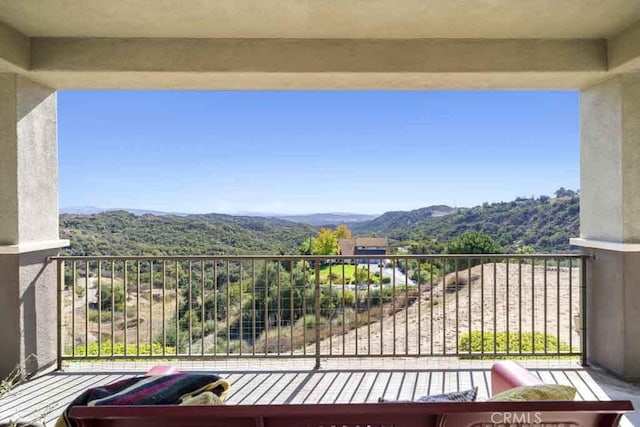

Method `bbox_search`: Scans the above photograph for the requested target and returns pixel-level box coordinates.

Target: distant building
[338,237,389,264]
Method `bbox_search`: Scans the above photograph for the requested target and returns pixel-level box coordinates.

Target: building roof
[338,239,356,256]
[338,237,389,256]
[354,237,389,248]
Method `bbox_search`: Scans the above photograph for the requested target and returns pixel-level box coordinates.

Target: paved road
[362,262,417,287]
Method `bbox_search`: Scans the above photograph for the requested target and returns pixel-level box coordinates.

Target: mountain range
[60,194,579,255]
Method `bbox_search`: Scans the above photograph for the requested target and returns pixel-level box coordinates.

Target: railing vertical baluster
[85,260,89,357]
[136,260,140,357]
[366,262,371,355]
[329,261,333,356]
[544,259,548,354]
[302,259,307,355]
[250,259,255,356]
[506,258,509,354]
[581,255,588,366]
[162,260,166,356]
[71,261,76,358]
[405,259,409,356]
[111,261,115,356]
[201,260,206,356]
[148,260,153,355]
[213,260,219,356]
[227,260,231,356]
[392,258,396,356]
[531,257,535,354]
[557,258,561,355]
[238,260,243,356]
[123,261,127,357]
[417,259,421,356]
[175,260,180,356]
[57,260,64,368]
[189,260,193,356]
[380,261,384,355]
[354,257,358,356]
[290,260,294,356]
[277,260,281,356]
[342,261,346,355]
[264,260,268,356]
[430,260,434,355]
[569,258,573,353]
[468,258,471,356]
[98,260,102,357]
[442,256,446,356]
[314,259,321,369]
[480,259,484,357]
[518,259,522,355]
[493,259,497,356]
[455,258,459,355]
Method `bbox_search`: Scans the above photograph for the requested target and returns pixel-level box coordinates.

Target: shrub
[295,314,316,329]
[342,290,355,306]
[427,298,440,307]
[75,284,86,299]
[458,331,574,359]
[158,324,189,353]
[100,284,125,312]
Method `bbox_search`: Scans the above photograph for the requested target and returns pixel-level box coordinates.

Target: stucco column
[572,73,640,380]
[0,73,68,377]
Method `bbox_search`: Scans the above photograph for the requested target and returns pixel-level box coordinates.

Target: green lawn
[318,264,381,284]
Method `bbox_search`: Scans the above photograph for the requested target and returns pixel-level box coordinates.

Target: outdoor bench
[67,363,633,427]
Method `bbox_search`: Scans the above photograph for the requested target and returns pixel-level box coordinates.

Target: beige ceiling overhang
[1,0,640,89]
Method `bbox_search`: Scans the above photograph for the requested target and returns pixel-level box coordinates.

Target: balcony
[2,254,637,426]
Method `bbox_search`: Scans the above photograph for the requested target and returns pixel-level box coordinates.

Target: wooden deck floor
[0,358,637,426]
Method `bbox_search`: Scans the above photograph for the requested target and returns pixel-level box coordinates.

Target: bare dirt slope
[314,262,581,356]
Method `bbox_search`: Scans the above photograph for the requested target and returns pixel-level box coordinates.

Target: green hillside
[60,210,315,256]
[352,196,579,253]
[60,192,580,256]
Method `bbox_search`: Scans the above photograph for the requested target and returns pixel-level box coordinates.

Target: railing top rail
[49,253,588,261]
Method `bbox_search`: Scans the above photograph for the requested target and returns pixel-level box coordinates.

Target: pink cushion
[145,365,180,376]
[491,361,543,396]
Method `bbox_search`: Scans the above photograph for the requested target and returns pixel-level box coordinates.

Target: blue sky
[58,90,579,215]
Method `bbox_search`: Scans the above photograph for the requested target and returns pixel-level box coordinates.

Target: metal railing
[51,254,588,367]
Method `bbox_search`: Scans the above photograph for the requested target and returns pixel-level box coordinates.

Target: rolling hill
[60,194,580,256]
[352,196,579,252]
[60,210,315,256]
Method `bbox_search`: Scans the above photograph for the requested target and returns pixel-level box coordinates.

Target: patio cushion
[378,387,478,403]
[56,374,229,427]
[488,384,577,402]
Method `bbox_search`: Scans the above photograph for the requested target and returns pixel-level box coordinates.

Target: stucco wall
[16,76,58,244]
[0,74,57,246]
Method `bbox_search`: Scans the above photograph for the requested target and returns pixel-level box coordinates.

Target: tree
[554,187,577,198]
[299,236,316,255]
[408,236,442,254]
[447,231,503,255]
[446,231,503,269]
[335,224,352,240]
[313,228,338,255]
